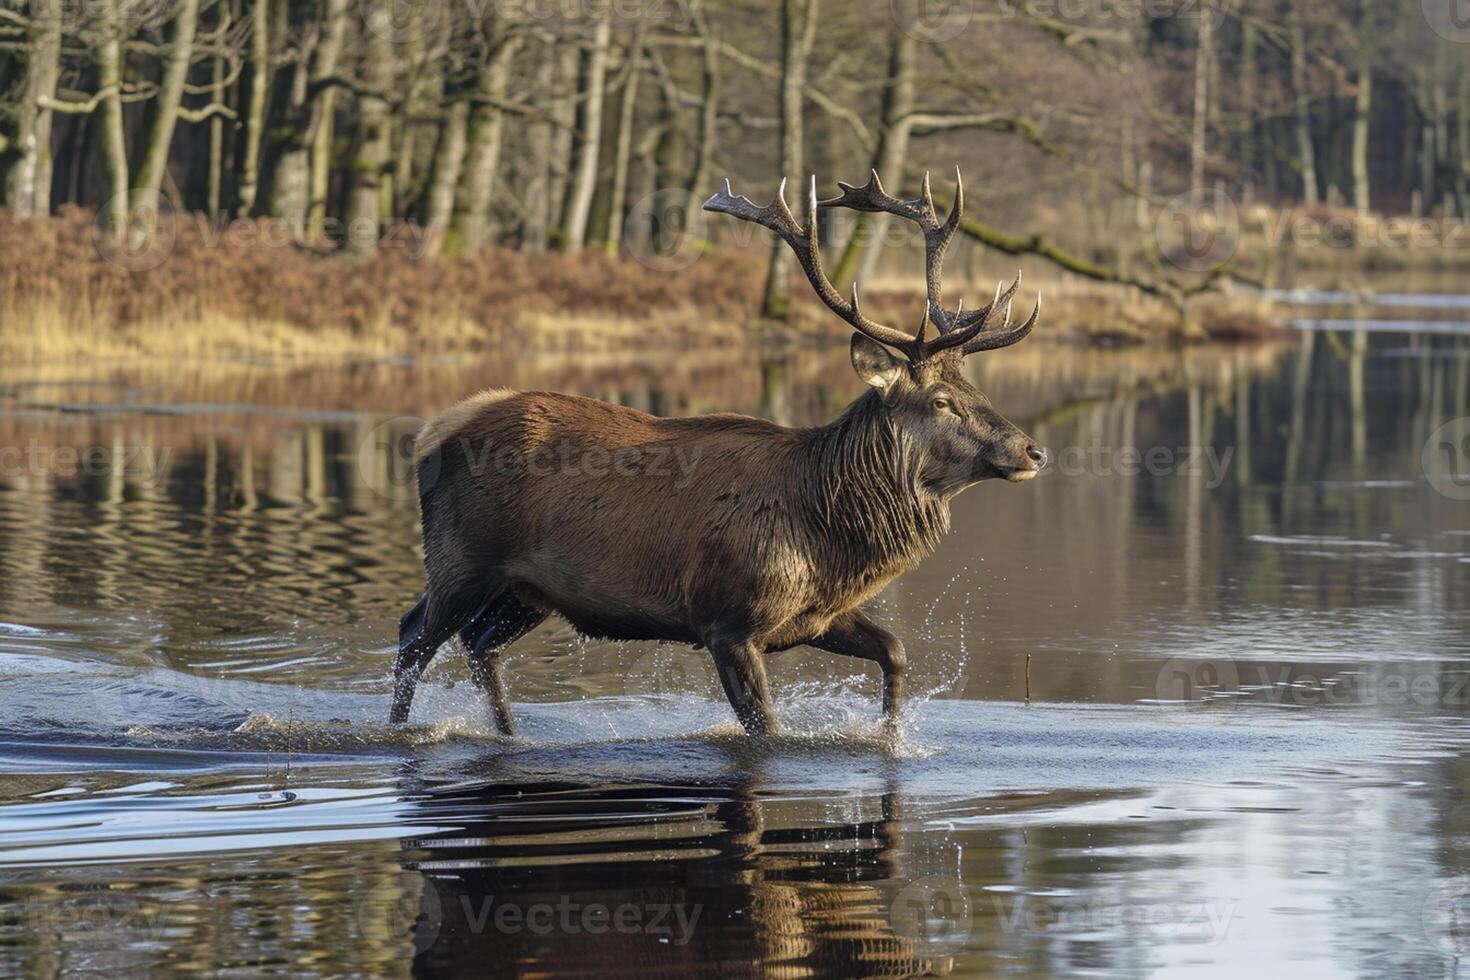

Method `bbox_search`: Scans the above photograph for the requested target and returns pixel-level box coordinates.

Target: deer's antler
[704,176,929,359]
[704,169,1040,361]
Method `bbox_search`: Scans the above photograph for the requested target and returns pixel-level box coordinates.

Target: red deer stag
[391,169,1047,735]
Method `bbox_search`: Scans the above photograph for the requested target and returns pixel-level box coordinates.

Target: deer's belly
[509,579,697,644]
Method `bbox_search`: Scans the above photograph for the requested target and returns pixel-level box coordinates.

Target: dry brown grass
[0,208,1279,361]
[1,208,772,360]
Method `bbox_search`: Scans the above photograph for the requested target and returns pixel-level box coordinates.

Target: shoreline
[3,209,1283,362]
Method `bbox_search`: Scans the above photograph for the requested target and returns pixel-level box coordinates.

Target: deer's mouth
[994,446,1046,482]
[996,465,1040,483]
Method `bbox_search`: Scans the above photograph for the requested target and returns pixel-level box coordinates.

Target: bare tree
[1289,10,1319,206]
[521,47,557,252]
[96,0,129,229]
[236,0,270,215]
[1350,0,1374,217]
[446,31,522,255]
[830,10,914,290]
[604,26,645,254]
[131,0,201,213]
[270,0,349,234]
[760,0,817,320]
[0,0,62,215]
[343,6,394,255]
[562,12,611,250]
[1189,5,1213,195]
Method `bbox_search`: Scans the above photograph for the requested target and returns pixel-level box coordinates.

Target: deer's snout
[996,440,1047,482]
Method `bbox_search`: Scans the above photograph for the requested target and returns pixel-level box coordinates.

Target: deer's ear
[850,334,904,391]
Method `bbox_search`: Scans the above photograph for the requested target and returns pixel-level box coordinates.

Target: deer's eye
[932,397,952,413]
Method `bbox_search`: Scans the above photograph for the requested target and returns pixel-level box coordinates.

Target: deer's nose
[1026,445,1048,467]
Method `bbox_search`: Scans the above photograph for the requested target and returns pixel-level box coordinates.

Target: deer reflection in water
[392,780,954,978]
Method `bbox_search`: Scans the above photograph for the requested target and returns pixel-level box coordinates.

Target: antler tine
[950,271,1021,333]
[963,293,1042,354]
[822,169,928,224]
[919,171,936,224]
[845,281,926,356]
[921,304,990,354]
[924,276,1036,356]
[704,176,924,357]
[703,177,804,248]
[926,168,967,333]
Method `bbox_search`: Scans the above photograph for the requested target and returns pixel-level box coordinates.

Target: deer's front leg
[809,610,908,725]
[707,638,776,736]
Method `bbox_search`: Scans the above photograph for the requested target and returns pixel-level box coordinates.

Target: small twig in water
[282,706,295,791]
[1025,655,1032,706]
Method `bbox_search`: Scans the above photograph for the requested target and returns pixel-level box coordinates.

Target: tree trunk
[1289,14,1318,206]
[389,11,430,218]
[562,14,612,251]
[343,5,395,256]
[296,0,351,236]
[761,0,817,321]
[686,7,719,196]
[308,91,335,237]
[207,33,226,221]
[831,13,914,292]
[604,37,644,254]
[547,45,580,244]
[237,0,270,215]
[422,99,469,256]
[1434,78,1451,185]
[1457,71,1470,215]
[0,0,62,215]
[522,51,556,252]
[97,2,129,230]
[1189,7,1212,195]
[131,0,200,213]
[269,47,314,230]
[1351,44,1372,218]
[445,34,521,255]
[1240,20,1257,178]
[1421,118,1436,209]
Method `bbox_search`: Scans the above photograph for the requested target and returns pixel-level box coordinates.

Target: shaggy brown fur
[391,337,1046,734]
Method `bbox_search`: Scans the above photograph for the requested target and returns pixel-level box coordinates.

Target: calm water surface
[0,299,1468,977]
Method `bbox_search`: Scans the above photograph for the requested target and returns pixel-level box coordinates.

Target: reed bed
[0,209,1279,362]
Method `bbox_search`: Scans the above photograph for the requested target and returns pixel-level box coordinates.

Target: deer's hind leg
[459,592,547,736]
[391,587,482,724]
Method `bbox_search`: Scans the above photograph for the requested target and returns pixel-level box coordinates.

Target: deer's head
[705,169,1047,495]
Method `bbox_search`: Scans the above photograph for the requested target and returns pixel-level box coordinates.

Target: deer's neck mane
[796,391,950,587]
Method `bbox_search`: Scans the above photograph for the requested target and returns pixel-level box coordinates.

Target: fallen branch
[959,216,1185,307]
[177,102,237,123]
